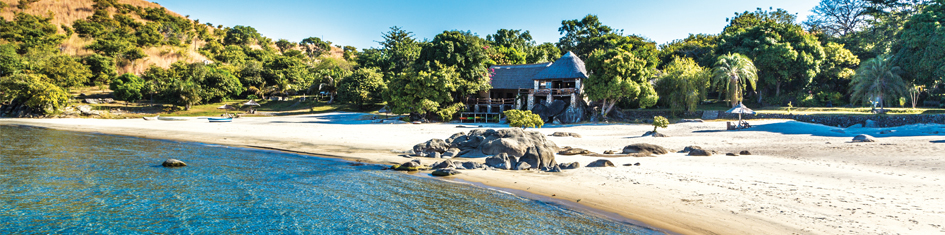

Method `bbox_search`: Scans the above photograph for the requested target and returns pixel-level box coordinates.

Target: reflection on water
[0,125,659,234]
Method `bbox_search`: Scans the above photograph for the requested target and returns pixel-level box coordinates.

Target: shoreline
[4,114,944,234]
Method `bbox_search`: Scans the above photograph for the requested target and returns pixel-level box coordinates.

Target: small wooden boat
[208,117,233,123]
[157,116,188,121]
[143,115,159,121]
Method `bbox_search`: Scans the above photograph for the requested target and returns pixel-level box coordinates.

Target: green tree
[342,46,357,61]
[82,54,117,88]
[110,73,145,102]
[275,39,294,54]
[487,29,533,50]
[338,67,387,109]
[891,1,945,87]
[223,25,261,46]
[655,57,711,113]
[584,48,658,117]
[171,80,202,110]
[812,42,860,92]
[557,14,615,59]
[0,74,69,114]
[378,26,420,74]
[658,34,719,69]
[719,15,825,100]
[489,46,527,65]
[712,53,758,107]
[42,56,93,89]
[803,0,871,37]
[0,13,66,53]
[526,42,561,63]
[504,109,544,129]
[415,30,492,98]
[386,66,458,117]
[652,116,669,133]
[299,36,331,60]
[850,55,909,108]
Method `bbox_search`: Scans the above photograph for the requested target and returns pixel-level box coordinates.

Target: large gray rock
[485,153,514,170]
[532,100,569,122]
[688,148,712,156]
[478,128,558,169]
[432,168,461,176]
[162,159,187,167]
[431,159,456,169]
[550,132,582,138]
[413,139,449,155]
[622,143,668,155]
[460,161,484,170]
[587,159,615,167]
[559,162,580,169]
[558,146,591,155]
[514,161,532,170]
[852,134,876,142]
[441,148,461,158]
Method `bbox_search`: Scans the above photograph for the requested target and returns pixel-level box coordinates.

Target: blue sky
[153,0,820,50]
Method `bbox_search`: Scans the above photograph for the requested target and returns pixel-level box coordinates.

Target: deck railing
[533,88,577,95]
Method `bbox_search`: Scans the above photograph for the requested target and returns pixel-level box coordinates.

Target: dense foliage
[656,57,711,113]
[504,109,544,129]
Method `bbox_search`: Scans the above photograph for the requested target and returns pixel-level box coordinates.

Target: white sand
[4,113,945,235]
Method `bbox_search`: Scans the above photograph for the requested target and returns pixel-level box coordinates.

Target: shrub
[504,109,543,129]
[436,103,465,121]
[652,116,669,133]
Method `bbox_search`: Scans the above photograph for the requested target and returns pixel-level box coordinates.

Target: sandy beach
[4,113,944,235]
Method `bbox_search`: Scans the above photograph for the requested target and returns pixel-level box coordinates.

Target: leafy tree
[81,54,117,87]
[557,14,615,58]
[342,46,357,61]
[42,56,93,89]
[217,45,247,64]
[0,44,24,76]
[110,73,145,102]
[275,39,294,54]
[170,79,202,110]
[719,16,825,100]
[378,26,421,74]
[489,46,527,65]
[0,13,66,53]
[842,0,930,60]
[338,67,386,109]
[658,34,719,69]
[299,36,331,60]
[850,55,909,108]
[199,66,244,102]
[584,48,658,117]
[655,57,710,113]
[804,0,871,37]
[723,7,799,34]
[712,53,758,107]
[811,42,860,92]
[223,25,261,46]
[652,116,669,133]
[415,30,492,98]
[526,42,561,63]
[0,74,69,114]
[504,109,543,129]
[891,1,945,87]
[386,66,458,117]
[487,29,532,50]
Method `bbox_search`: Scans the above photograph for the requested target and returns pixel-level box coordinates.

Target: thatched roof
[489,63,552,89]
[534,51,588,80]
[726,102,755,114]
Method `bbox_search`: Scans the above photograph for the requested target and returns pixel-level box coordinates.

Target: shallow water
[0,125,659,234]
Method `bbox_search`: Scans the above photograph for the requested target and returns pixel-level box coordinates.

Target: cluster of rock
[412,128,559,171]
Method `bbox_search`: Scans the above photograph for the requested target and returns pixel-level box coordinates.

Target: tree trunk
[756,90,763,104]
[601,99,616,117]
[775,81,781,98]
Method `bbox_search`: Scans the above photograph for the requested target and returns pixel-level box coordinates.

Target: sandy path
[3,113,944,234]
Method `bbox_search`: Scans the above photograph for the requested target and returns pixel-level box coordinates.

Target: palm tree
[850,55,908,109]
[712,53,758,107]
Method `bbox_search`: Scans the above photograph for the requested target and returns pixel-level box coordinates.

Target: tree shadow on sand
[931,140,945,143]
[697,120,945,138]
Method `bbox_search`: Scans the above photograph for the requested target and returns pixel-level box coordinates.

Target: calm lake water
[0,125,660,234]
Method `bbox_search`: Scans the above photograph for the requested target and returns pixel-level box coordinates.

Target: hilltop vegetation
[1,0,943,119]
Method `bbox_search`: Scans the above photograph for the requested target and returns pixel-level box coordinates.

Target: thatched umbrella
[217,104,235,117]
[242,100,260,114]
[725,102,755,129]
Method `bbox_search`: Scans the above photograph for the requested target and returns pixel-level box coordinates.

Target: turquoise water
[0,125,660,234]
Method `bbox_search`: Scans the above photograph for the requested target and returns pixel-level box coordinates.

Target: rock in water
[587,159,615,167]
[852,134,876,142]
[394,161,423,171]
[431,168,461,176]
[622,143,668,155]
[431,159,456,169]
[485,153,513,170]
[162,159,187,167]
[559,162,581,169]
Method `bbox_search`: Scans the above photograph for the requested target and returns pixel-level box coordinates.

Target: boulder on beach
[441,148,461,158]
[514,161,532,170]
[688,148,712,156]
[413,128,559,171]
[550,132,582,138]
[622,143,668,155]
[432,168,461,176]
[545,164,562,172]
[460,161,484,170]
[558,146,591,155]
[559,162,581,169]
[642,131,669,137]
[852,134,876,142]
[431,159,456,169]
[726,153,739,156]
[413,139,449,156]
[739,150,752,155]
[485,153,516,170]
[394,161,424,171]
[162,159,187,167]
[587,159,615,167]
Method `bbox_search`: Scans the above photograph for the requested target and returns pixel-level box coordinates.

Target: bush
[436,103,465,121]
[652,116,669,133]
[504,109,543,129]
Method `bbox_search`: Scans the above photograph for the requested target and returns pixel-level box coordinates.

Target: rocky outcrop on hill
[413,128,559,171]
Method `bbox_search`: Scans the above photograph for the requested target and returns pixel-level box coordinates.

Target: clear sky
[152,0,820,50]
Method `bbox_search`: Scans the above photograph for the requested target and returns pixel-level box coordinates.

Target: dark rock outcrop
[532,100,569,122]
[413,139,449,156]
[162,159,187,167]
[642,131,669,137]
[413,128,558,171]
[431,159,456,169]
[460,161,484,170]
[558,146,591,155]
[739,150,752,155]
[394,161,423,171]
[559,162,581,169]
[432,168,461,176]
[587,159,615,167]
[852,134,876,142]
[550,132,582,138]
[622,143,668,155]
[485,153,515,170]
[726,153,739,156]
[688,148,712,156]
[514,161,532,170]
